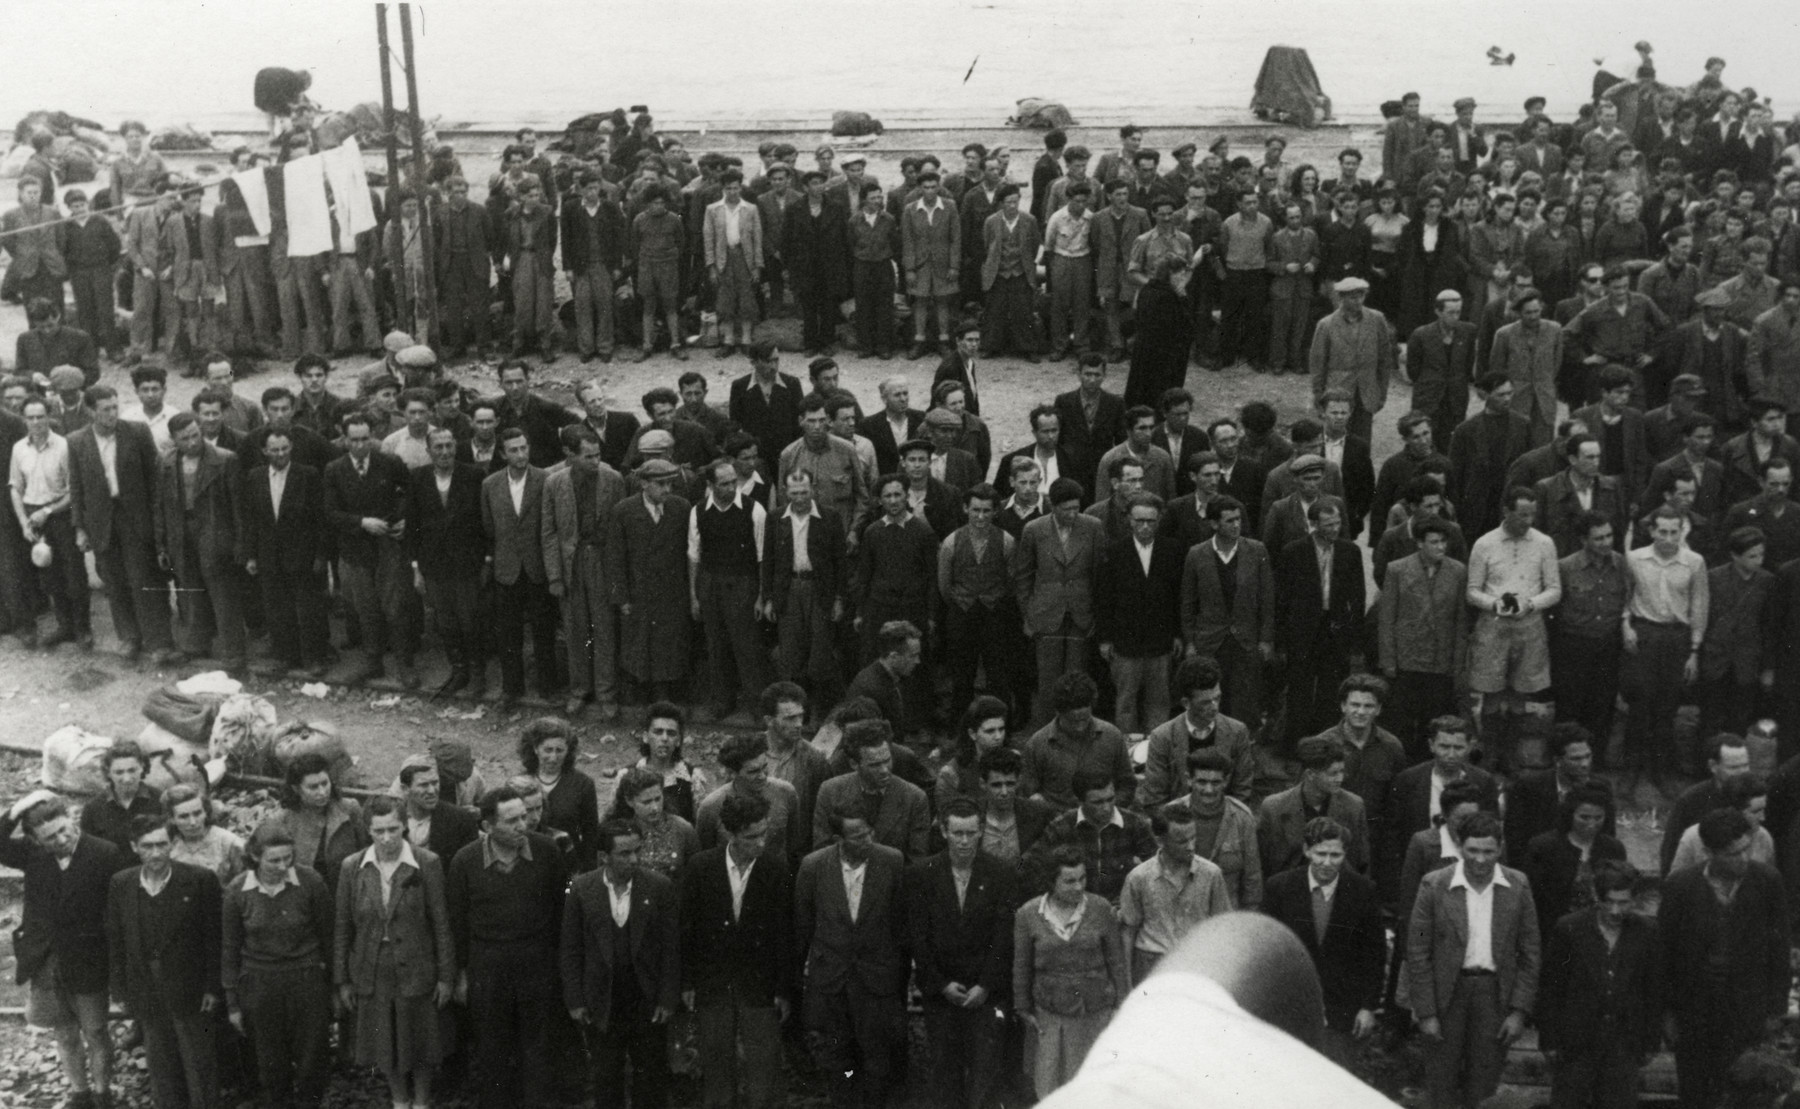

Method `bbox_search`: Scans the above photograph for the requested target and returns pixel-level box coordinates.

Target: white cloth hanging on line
[283,155,334,256]
[321,137,379,247]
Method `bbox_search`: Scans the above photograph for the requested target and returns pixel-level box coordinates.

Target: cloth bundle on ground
[5,111,110,182]
[150,124,215,151]
[831,110,885,136]
[142,682,225,743]
[1009,98,1077,129]
[312,101,438,153]
[1251,45,1332,128]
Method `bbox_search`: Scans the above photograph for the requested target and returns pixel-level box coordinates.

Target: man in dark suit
[1207,417,1269,532]
[237,426,329,676]
[1504,723,1615,853]
[560,174,627,363]
[937,483,1022,720]
[1152,388,1209,497]
[727,341,805,471]
[1257,736,1371,876]
[561,819,681,1109]
[1719,399,1800,509]
[493,360,578,470]
[1538,861,1660,1109]
[1053,355,1128,493]
[573,381,642,472]
[1659,808,1791,1109]
[406,429,491,698]
[1534,433,1629,557]
[1096,493,1185,733]
[845,623,923,745]
[681,791,794,1109]
[397,756,481,860]
[784,171,853,355]
[1,792,128,1108]
[922,408,983,492]
[932,320,985,414]
[107,816,222,1109]
[1642,411,1727,522]
[908,797,1020,1109]
[1274,499,1366,745]
[1260,816,1385,1069]
[796,806,908,1109]
[67,385,176,662]
[992,404,1077,502]
[1409,291,1481,454]
[857,376,925,478]
[153,413,247,672]
[972,746,1055,866]
[1385,718,1500,876]
[482,426,558,709]
[1318,389,1377,538]
[325,412,415,686]
[1178,496,1273,729]
[1406,810,1540,1109]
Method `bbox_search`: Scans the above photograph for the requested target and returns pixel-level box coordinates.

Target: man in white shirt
[1619,506,1709,788]
[1465,487,1562,770]
[1405,810,1540,1109]
[123,364,175,456]
[9,397,89,648]
[381,388,437,469]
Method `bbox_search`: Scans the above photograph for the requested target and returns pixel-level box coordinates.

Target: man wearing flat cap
[47,367,92,435]
[1310,277,1396,442]
[1668,286,1749,428]
[1451,96,1487,175]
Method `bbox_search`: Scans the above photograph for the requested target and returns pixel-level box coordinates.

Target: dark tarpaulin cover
[1251,46,1332,128]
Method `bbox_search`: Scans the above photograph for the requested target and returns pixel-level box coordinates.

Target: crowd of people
[6,44,1800,1109]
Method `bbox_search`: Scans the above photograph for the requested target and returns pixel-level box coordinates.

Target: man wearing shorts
[1465,487,1562,772]
[0,792,127,1109]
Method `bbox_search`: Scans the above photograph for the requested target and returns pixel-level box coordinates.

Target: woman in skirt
[333,796,455,1109]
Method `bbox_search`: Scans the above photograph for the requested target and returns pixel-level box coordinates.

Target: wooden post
[375,5,403,199]
[399,3,439,345]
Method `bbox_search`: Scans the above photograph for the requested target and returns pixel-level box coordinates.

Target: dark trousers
[922,1000,1006,1109]
[69,265,118,353]
[1389,670,1457,763]
[571,263,617,358]
[981,273,1041,356]
[1701,674,1760,742]
[221,249,277,354]
[1427,974,1504,1109]
[422,573,484,671]
[695,990,782,1109]
[1213,637,1265,732]
[239,966,331,1109]
[94,515,173,652]
[176,543,246,665]
[467,948,554,1109]
[1047,254,1094,354]
[699,571,768,713]
[259,566,328,667]
[591,1005,668,1109]
[1283,644,1352,746]
[27,508,90,636]
[1219,269,1269,366]
[438,257,493,354]
[1673,1009,1756,1109]
[943,598,1021,720]
[137,991,218,1109]
[493,575,558,696]
[852,259,895,355]
[340,542,417,667]
[1550,1040,1642,1109]
[1621,618,1691,773]
[796,287,840,351]
[1551,632,1623,765]
[808,983,903,1109]
[774,576,840,688]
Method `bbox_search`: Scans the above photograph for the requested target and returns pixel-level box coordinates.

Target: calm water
[4,0,1798,132]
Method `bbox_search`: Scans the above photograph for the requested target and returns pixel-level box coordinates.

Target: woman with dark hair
[1013,845,1129,1096]
[936,695,1013,810]
[1572,187,1607,267]
[1520,784,1626,939]
[223,821,334,1109]
[333,796,455,1109]
[79,739,162,848]
[633,701,710,824]
[516,717,601,871]
[604,766,701,878]
[1361,184,1410,319]
[1122,196,1195,410]
[1396,188,1466,335]
[1287,164,1323,222]
[164,782,246,881]
[266,753,367,893]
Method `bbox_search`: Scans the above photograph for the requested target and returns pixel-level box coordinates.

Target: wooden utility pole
[399,3,439,344]
[374,5,402,195]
